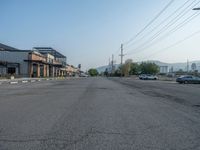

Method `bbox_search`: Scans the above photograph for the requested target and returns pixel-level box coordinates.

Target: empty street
[0,78,200,150]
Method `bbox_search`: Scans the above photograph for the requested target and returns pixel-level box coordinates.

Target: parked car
[79,73,89,77]
[176,75,200,84]
[139,74,158,80]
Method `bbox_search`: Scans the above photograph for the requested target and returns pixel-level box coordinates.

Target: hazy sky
[1,0,200,70]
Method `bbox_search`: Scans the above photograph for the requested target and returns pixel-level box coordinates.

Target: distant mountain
[96,60,200,73]
[96,64,120,73]
[96,66,108,73]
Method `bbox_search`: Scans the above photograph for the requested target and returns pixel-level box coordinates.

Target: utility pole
[108,57,111,75]
[111,54,114,74]
[119,44,124,77]
[187,59,189,73]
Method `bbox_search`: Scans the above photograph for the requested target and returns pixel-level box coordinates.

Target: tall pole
[119,44,124,77]
[111,54,114,74]
[108,57,111,76]
[187,59,189,73]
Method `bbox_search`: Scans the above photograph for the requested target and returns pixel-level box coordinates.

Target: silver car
[139,74,158,80]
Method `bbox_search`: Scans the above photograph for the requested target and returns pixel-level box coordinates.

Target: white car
[139,74,158,80]
[79,73,89,77]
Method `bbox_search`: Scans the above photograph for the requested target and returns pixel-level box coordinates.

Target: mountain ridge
[96,60,200,73]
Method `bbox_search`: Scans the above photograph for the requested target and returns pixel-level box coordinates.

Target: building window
[7,67,16,75]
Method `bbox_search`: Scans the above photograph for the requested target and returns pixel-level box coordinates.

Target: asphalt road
[0,77,200,150]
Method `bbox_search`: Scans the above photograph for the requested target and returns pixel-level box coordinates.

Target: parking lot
[0,77,200,149]
[113,77,200,108]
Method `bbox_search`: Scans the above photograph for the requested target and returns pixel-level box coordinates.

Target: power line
[140,29,200,60]
[112,0,200,66]
[114,47,121,55]
[126,0,200,54]
[128,11,200,55]
[113,0,192,65]
[109,47,121,65]
[124,0,193,50]
[161,11,200,39]
[123,0,175,46]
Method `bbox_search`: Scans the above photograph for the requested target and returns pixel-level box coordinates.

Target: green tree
[139,62,159,74]
[191,63,197,71]
[129,63,139,75]
[88,68,98,76]
[114,69,121,77]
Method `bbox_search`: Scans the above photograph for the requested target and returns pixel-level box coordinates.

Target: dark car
[176,75,200,84]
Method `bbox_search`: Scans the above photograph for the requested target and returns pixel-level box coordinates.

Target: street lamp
[193,8,200,10]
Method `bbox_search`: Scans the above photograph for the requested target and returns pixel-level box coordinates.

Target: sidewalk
[0,77,74,85]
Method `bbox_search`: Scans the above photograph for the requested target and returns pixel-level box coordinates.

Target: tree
[88,68,98,76]
[114,69,121,77]
[139,62,159,74]
[129,62,139,75]
[191,63,197,71]
[122,59,133,77]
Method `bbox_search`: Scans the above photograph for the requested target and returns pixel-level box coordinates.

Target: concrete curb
[22,80,28,83]
[10,81,18,84]
[31,80,36,83]
[0,77,80,86]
